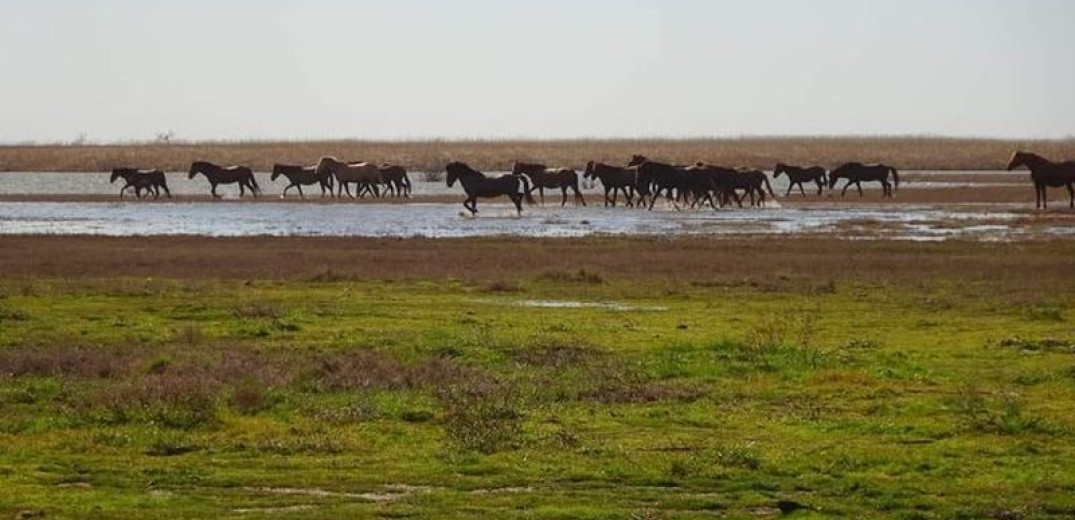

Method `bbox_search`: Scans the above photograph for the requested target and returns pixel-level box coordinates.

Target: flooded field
[0,170,1066,241]
[0,170,1025,197]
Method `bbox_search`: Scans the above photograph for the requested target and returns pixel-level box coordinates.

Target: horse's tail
[762,175,776,198]
[249,170,261,194]
[519,174,536,205]
[889,167,899,191]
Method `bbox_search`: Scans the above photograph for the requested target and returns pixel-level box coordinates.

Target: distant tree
[155,130,176,144]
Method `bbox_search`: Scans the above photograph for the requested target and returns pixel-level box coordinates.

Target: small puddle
[513,300,668,312]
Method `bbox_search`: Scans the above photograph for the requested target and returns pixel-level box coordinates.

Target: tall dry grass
[2,137,1075,172]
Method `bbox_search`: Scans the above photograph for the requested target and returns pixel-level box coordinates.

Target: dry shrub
[0,343,139,378]
[436,374,523,454]
[313,349,478,392]
[523,346,707,404]
[95,373,221,429]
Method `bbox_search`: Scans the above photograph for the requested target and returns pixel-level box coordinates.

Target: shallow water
[0,199,1040,240]
[0,170,1020,197]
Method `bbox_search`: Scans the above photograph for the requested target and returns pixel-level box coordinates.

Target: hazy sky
[2,0,1073,142]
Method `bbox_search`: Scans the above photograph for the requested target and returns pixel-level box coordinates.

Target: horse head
[628,155,649,167]
[109,168,124,184]
[1006,151,1028,171]
[773,163,788,179]
[187,162,204,179]
[445,162,462,187]
[583,161,596,180]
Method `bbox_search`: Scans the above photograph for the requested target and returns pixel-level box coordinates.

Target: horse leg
[561,186,569,207]
[856,182,864,197]
[575,184,586,206]
[841,180,852,197]
[512,194,523,215]
[604,187,613,207]
[1069,183,1074,209]
[799,182,806,196]
[297,185,305,199]
[785,183,793,197]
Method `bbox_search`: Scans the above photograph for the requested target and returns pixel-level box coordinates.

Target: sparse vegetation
[0,237,1074,518]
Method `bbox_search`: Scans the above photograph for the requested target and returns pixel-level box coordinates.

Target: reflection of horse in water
[511,162,586,206]
[1007,151,1075,209]
[828,162,899,197]
[446,162,534,215]
[774,163,827,196]
[110,168,171,199]
[271,163,333,198]
[188,161,260,198]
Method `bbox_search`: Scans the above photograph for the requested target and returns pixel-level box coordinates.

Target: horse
[828,162,899,197]
[378,164,412,198]
[445,162,534,215]
[583,161,637,207]
[1006,151,1075,209]
[511,161,586,206]
[109,168,171,199]
[689,164,775,208]
[627,155,690,210]
[314,156,382,199]
[188,161,260,198]
[270,163,333,199]
[774,163,827,196]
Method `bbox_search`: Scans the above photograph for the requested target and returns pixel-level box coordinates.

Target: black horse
[583,161,637,207]
[1007,151,1075,209]
[189,161,260,198]
[271,163,333,198]
[445,162,535,215]
[829,162,899,197]
[774,163,827,196]
[110,168,171,199]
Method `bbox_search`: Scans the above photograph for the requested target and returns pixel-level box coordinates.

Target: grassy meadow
[1,237,1075,518]
[2,137,1075,173]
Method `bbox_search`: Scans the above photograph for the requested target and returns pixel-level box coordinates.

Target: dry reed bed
[2,235,1074,294]
[2,137,1075,172]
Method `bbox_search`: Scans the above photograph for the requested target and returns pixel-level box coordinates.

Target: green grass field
[2,273,1074,519]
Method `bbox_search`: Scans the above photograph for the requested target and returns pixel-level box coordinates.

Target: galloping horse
[1007,151,1075,209]
[511,161,586,206]
[188,161,260,198]
[774,163,827,196]
[828,162,899,197]
[315,157,382,198]
[445,162,534,215]
[378,164,412,198]
[271,163,333,199]
[110,168,171,199]
[583,161,637,207]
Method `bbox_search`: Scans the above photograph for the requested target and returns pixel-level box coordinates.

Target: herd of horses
[108,151,1075,212]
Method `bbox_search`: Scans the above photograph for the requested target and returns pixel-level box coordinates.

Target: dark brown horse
[1007,151,1075,209]
[774,163,827,196]
[445,162,534,215]
[188,161,260,198]
[583,161,637,207]
[628,155,690,210]
[378,164,412,198]
[110,168,171,199]
[511,161,586,206]
[690,164,776,208]
[271,163,333,199]
[829,162,899,197]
